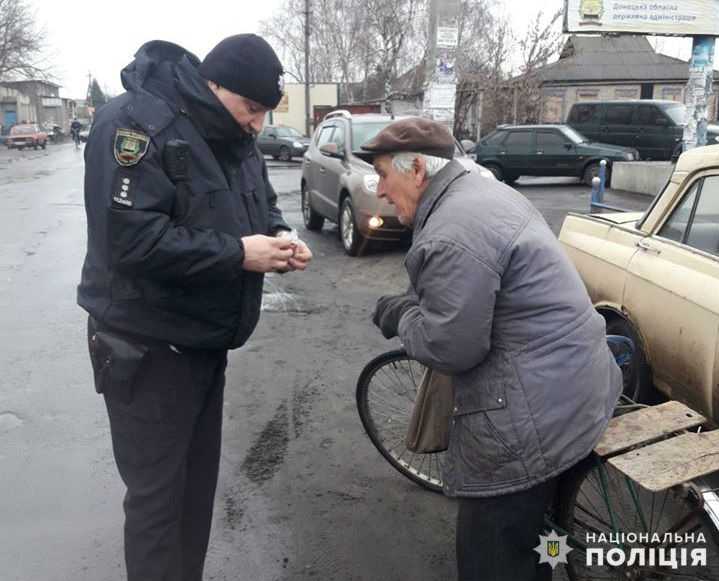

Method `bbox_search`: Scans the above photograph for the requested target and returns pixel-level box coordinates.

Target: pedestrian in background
[77,33,312,581]
[360,117,621,581]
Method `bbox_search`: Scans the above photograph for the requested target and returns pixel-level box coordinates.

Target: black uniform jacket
[77,41,289,349]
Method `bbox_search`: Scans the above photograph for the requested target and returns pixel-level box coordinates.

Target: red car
[7,124,47,150]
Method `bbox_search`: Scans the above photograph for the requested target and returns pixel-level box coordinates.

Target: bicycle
[356,338,719,580]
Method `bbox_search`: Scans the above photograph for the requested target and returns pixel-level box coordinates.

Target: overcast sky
[29,0,700,99]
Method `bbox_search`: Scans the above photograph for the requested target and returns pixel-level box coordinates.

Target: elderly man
[361,117,622,581]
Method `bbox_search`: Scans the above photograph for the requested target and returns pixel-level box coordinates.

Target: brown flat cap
[357,117,455,162]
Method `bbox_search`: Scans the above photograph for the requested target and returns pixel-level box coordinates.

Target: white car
[559,144,718,421]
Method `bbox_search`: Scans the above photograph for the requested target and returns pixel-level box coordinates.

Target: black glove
[372,293,419,339]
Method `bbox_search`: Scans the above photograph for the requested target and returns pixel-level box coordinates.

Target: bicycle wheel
[356,349,445,493]
[557,455,719,580]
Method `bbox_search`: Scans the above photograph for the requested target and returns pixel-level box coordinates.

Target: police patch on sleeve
[111,169,138,208]
[114,129,150,166]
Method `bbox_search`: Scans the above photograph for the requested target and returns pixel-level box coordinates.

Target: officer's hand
[241,235,295,273]
[275,230,312,272]
[288,241,312,271]
[372,293,419,339]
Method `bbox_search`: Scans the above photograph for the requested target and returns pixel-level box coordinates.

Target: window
[605,105,634,125]
[482,131,506,146]
[315,125,336,148]
[536,131,567,147]
[637,106,666,126]
[658,176,719,256]
[569,104,599,124]
[504,131,532,146]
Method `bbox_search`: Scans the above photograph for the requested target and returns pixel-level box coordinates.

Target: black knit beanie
[199,34,284,109]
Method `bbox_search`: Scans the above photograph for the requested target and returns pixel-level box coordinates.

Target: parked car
[301,110,494,256]
[256,125,310,161]
[558,143,719,422]
[6,123,47,150]
[473,124,638,186]
[79,125,91,142]
[567,99,719,161]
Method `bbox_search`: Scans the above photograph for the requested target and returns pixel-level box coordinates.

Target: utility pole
[304,0,312,137]
[423,0,461,133]
[683,36,716,152]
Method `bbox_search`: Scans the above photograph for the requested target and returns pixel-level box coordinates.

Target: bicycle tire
[557,455,719,580]
[356,349,445,493]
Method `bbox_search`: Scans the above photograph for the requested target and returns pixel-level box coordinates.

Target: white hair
[390,152,450,177]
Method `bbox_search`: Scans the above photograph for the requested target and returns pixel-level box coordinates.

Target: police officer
[77,34,312,581]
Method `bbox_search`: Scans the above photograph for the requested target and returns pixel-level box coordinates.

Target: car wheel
[484,163,503,182]
[583,161,611,187]
[605,316,655,403]
[339,197,365,257]
[301,183,324,231]
[41,142,46,150]
[278,146,291,162]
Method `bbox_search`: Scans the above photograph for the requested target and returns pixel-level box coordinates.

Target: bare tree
[0,0,48,81]
[509,9,563,124]
[261,0,425,103]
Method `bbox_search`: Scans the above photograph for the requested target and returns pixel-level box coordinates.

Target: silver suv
[300,111,487,256]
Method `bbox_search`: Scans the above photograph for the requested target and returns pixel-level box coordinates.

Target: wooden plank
[594,401,706,457]
[607,431,719,492]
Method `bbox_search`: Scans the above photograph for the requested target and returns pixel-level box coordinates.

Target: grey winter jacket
[397,161,622,497]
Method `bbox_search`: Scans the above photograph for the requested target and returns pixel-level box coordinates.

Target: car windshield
[351,122,392,150]
[13,126,34,135]
[273,127,304,138]
[662,103,686,125]
[562,126,588,144]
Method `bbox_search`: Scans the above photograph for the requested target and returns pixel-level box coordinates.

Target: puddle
[0,411,24,430]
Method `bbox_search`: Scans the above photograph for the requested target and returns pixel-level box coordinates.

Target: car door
[636,104,674,160]
[601,104,637,150]
[499,129,534,176]
[256,127,277,156]
[622,172,719,418]
[310,122,346,218]
[534,129,577,176]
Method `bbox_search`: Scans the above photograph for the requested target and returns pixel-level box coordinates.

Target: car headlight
[363,174,379,193]
[293,141,305,148]
[624,152,635,161]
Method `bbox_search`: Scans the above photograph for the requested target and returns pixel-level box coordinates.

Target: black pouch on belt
[89,330,149,403]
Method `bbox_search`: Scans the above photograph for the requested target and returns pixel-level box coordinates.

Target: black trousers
[90,322,227,581]
[456,476,559,581]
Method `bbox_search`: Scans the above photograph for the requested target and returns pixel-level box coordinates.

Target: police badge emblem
[534,529,572,569]
[114,129,150,166]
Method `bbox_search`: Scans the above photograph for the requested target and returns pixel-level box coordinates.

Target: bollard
[591,176,601,211]
[598,159,607,198]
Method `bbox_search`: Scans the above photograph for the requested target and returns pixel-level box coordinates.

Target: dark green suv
[567,100,719,161]
[473,124,638,186]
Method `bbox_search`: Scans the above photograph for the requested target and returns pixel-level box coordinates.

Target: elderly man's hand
[372,292,419,339]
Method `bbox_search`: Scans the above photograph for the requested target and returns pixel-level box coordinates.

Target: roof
[536,35,705,85]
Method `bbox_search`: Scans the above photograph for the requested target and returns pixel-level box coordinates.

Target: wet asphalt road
[0,143,652,581]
